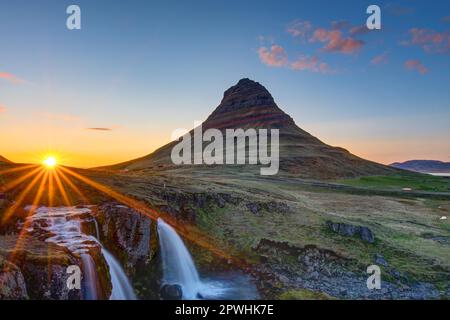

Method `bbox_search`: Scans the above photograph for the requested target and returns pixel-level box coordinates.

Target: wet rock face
[0,257,28,299]
[95,203,158,272]
[3,244,84,300]
[326,221,375,243]
[158,188,289,221]
[160,284,182,300]
[21,263,83,300]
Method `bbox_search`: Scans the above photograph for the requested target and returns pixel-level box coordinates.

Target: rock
[214,194,226,208]
[326,221,375,243]
[196,292,205,299]
[95,203,158,271]
[374,253,388,267]
[160,284,183,300]
[0,257,28,299]
[246,203,261,215]
[360,227,375,243]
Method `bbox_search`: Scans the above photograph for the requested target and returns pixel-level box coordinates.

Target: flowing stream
[25,206,136,300]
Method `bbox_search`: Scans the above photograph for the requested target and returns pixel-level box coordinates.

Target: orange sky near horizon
[1,119,449,168]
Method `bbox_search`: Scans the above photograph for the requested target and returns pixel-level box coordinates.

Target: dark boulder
[160,284,183,300]
[360,227,375,243]
[374,253,388,267]
[326,221,375,244]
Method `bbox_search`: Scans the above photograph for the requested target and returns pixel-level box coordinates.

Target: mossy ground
[339,174,450,193]
[278,288,336,300]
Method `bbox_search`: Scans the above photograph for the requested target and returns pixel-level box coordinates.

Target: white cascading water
[102,248,137,300]
[157,218,202,299]
[26,206,136,300]
[81,253,99,300]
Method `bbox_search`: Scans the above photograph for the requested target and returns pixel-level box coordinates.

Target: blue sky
[0,0,449,166]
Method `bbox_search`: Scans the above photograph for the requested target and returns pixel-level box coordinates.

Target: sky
[0,0,449,167]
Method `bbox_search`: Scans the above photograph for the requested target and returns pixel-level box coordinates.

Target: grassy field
[338,174,450,193]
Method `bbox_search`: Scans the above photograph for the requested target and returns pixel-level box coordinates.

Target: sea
[427,172,450,177]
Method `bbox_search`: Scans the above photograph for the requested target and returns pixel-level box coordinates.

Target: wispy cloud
[258,45,288,67]
[442,15,450,23]
[371,52,389,65]
[0,105,6,113]
[404,28,450,54]
[286,19,366,55]
[0,72,25,84]
[310,28,364,54]
[87,127,113,131]
[404,59,428,74]
[349,25,371,36]
[286,20,312,39]
[290,55,332,73]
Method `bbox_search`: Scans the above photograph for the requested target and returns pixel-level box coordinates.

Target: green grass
[339,174,450,193]
[279,289,336,300]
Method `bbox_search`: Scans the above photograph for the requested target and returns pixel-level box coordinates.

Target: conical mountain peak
[205,78,294,129]
[106,78,394,179]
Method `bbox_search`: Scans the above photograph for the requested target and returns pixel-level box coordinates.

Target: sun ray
[56,168,90,204]
[0,164,39,176]
[1,166,43,192]
[1,169,45,223]
[53,169,71,206]
[48,170,55,207]
[6,171,49,267]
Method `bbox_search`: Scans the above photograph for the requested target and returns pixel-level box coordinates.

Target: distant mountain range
[390,160,450,173]
[104,78,396,179]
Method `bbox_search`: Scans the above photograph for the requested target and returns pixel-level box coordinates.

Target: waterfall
[92,217,100,240]
[102,248,137,300]
[25,206,137,300]
[157,218,201,299]
[81,253,99,300]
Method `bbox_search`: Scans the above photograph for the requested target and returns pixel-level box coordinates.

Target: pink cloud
[442,16,450,23]
[290,55,332,73]
[287,20,312,39]
[311,28,364,54]
[0,105,6,113]
[406,28,450,54]
[371,52,389,65]
[404,59,428,74]
[0,72,24,84]
[258,45,288,67]
[349,25,370,36]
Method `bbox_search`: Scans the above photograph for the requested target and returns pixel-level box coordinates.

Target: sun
[42,156,58,169]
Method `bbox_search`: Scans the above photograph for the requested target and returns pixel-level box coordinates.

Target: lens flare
[42,156,57,169]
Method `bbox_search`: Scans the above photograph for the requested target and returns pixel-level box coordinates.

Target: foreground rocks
[254,239,442,300]
[0,256,28,299]
[0,235,85,299]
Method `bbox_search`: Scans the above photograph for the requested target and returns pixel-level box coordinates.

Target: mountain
[390,160,450,173]
[0,155,11,163]
[105,78,396,179]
